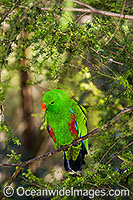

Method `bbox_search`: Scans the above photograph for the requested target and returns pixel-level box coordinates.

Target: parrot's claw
[68,170,82,177]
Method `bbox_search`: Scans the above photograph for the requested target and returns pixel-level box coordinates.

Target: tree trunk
[20,70,36,159]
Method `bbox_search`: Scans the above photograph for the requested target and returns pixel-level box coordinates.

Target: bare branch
[74,0,133,20]
[17,2,133,21]
[74,0,94,11]
[40,7,133,20]
[1,1,133,21]
[6,166,22,186]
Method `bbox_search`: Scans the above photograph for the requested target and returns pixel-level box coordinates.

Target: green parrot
[42,89,88,173]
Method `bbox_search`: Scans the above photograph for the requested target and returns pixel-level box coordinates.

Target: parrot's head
[42,89,71,113]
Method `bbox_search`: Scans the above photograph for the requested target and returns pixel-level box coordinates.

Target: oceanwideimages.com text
[3,186,130,198]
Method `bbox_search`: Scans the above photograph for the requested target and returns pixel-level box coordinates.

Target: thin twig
[74,13,87,24]
[106,141,133,164]
[113,40,133,58]
[74,0,94,11]
[98,135,129,165]
[116,183,133,195]
[80,54,118,80]
[105,0,126,45]
[21,175,45,189]
[0,0,20,24]
[89,47,123,66]
[117,155,133,165]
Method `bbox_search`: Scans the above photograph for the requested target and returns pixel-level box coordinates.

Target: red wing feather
[69,112,78,139]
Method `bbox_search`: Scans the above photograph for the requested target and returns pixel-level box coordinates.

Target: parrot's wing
[47,123,50,134]
[45,114,56,142]
[69,108,79,140]
[71,100,88,152]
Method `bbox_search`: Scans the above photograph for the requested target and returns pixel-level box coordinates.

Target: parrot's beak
[42,102,47,113]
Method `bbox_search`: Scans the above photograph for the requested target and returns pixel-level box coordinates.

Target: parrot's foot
[66,162,82,176]
[68,170,82,177]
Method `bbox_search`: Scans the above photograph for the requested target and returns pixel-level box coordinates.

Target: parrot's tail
[64,141,88,173]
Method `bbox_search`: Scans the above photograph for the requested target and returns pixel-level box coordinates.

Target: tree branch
[40,6,133,20]
[11,2,133,21]
[74,0,133,20]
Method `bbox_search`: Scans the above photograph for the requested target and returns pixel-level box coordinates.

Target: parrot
[42,89,88,173]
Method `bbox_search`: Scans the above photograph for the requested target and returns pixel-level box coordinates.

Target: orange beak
[42,102,47,113]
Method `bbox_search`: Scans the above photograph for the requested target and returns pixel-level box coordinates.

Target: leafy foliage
[0,0,132,199]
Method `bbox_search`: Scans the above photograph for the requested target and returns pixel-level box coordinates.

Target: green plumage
[42,89,88,162]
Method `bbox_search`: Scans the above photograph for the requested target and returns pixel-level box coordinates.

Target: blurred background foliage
[0,0,132,199]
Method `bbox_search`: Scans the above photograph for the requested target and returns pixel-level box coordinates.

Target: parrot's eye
[51,101,54,105]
